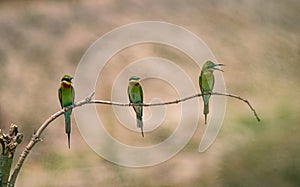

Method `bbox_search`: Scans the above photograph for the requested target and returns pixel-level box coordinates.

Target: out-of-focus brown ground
[0,0,299,186]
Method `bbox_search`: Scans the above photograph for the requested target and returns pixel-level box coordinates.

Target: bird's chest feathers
[129,86,141,101]
[61,82,72,88]
[130,88,139,97]
[60,86,73,105]
[201,72,215,89]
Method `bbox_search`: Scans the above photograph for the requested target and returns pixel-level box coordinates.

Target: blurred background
[0,0,299,186]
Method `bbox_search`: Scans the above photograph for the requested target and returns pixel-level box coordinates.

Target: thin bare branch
[89,92,260,122]
[9,90,260,186]
[211,92,261,122]
[8,92,95,186]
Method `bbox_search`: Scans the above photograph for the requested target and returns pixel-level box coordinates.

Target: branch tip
[86,91,95,101]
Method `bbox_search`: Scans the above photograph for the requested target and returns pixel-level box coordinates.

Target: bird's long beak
[212,64,224,72]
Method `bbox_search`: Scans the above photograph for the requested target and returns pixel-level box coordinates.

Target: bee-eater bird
[128,76,144,137]
[58,75,75,148]
[199,61,224,124]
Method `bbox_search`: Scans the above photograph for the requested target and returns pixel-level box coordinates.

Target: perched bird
[199,61,224,124]
[128,76,144,137]
[58,75,75,148]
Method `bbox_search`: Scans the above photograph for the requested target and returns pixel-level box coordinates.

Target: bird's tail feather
[137,115,144,137]
[140,125,144,138]
[204,102,209,124]
[67,133,70,149]
[64,112,71,148]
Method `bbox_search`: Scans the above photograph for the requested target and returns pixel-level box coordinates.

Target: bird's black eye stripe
[61,78,72,82]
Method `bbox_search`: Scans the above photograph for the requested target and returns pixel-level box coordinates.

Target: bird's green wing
[199,72,203,91]
[199,72,208,93]
[71,86,75,104]
[58,87,63,108]
[138,84,143,116]
[128,85,133,103]
[139,84,143,103]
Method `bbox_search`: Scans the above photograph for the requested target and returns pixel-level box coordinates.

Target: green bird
[199,61,224,124]
[58,75,75,148]
[128,76,144,137]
